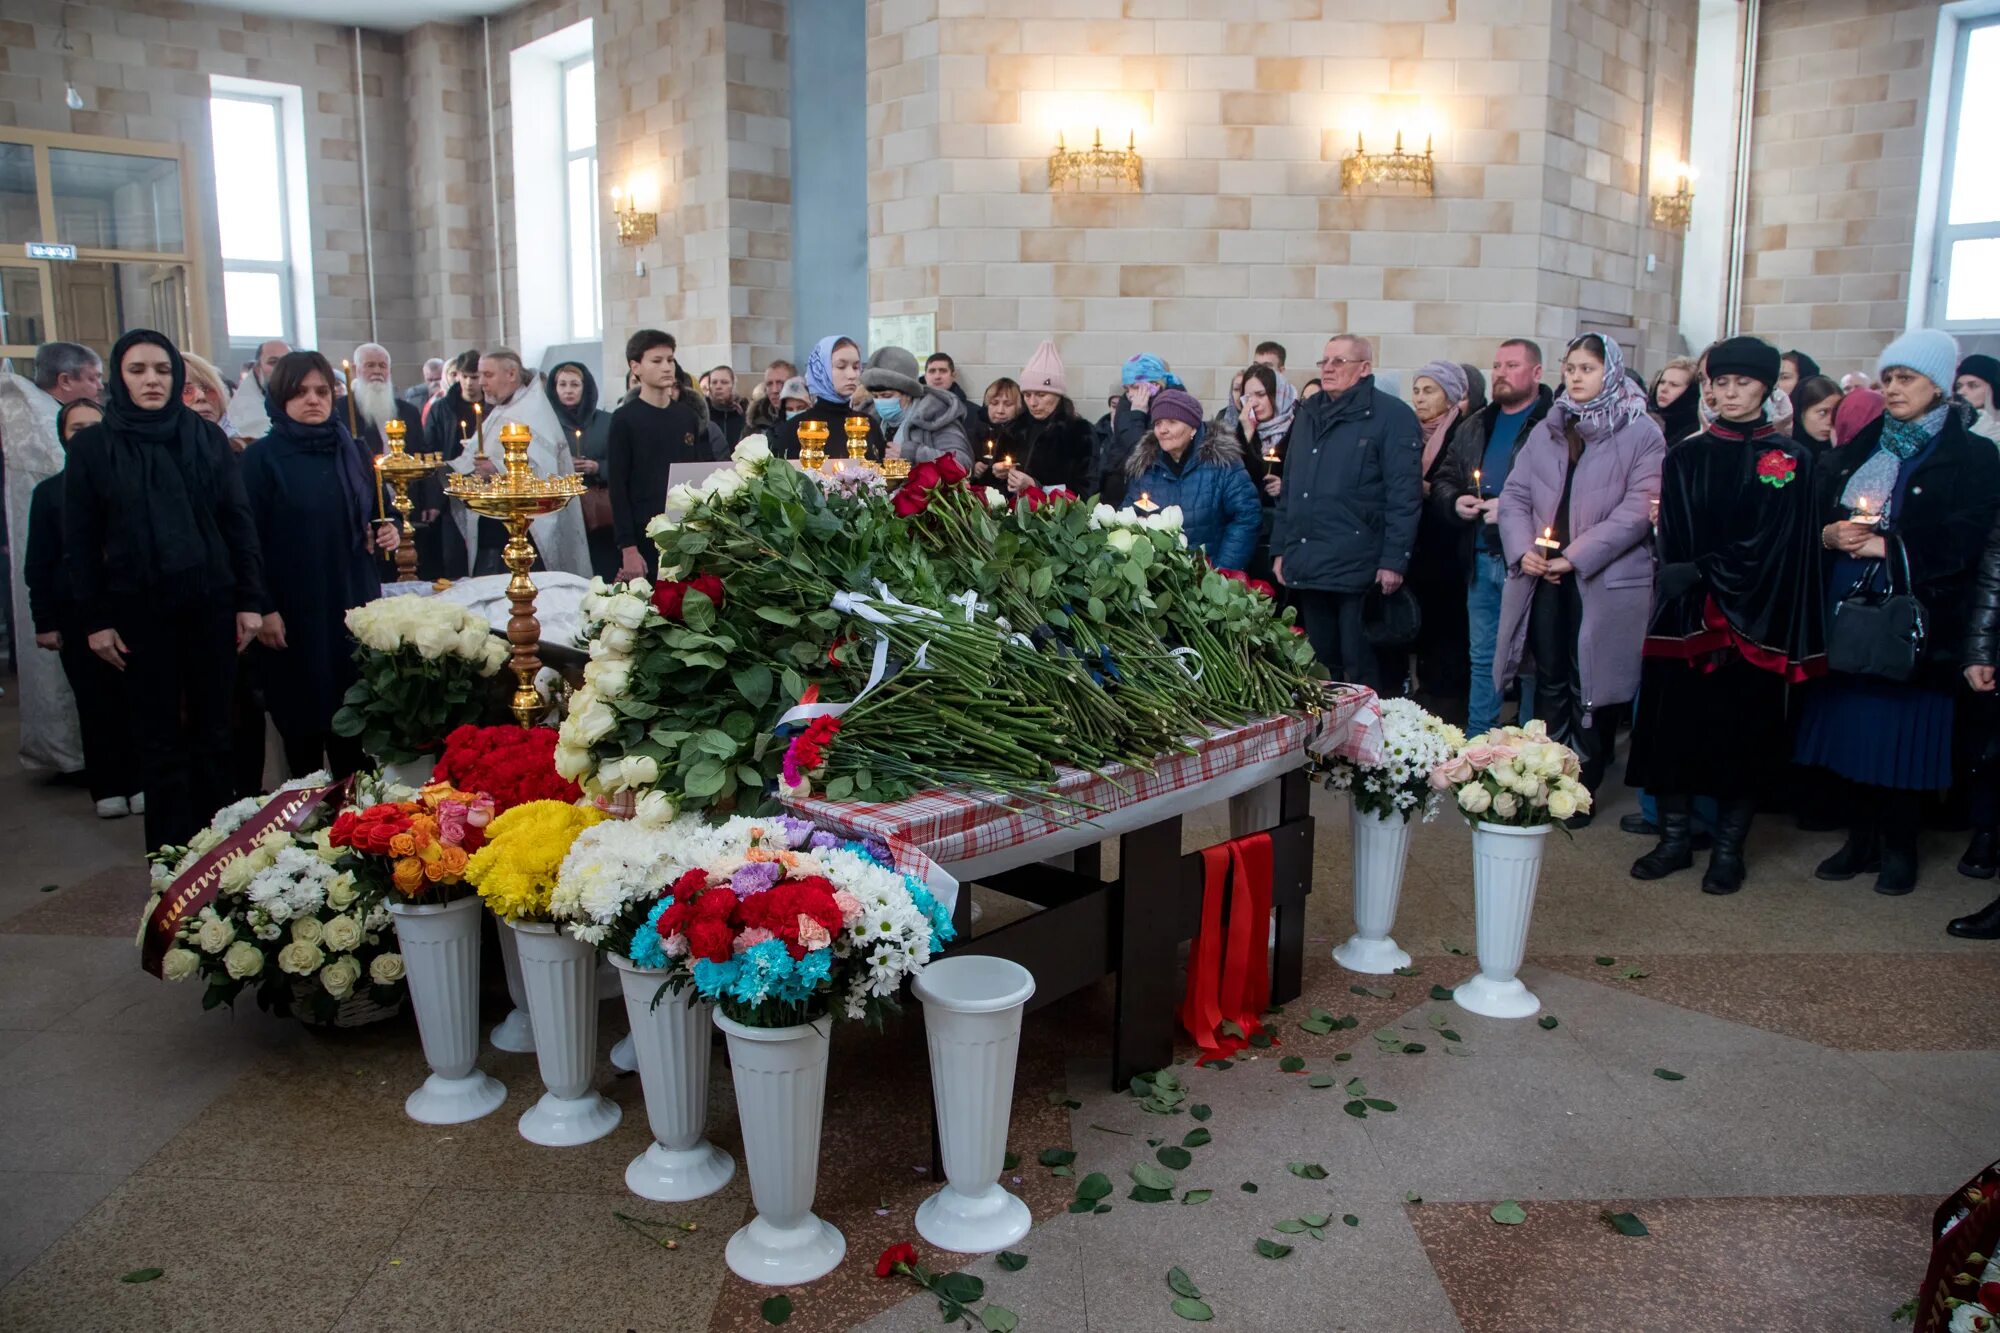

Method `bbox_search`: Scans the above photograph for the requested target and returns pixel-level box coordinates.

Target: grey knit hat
[1412,359,1468,405]
[860,346,924,397]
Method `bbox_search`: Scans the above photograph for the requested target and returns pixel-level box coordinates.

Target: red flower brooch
[1755,449,1797,488]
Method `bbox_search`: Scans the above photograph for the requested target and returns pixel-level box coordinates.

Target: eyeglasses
[1315,357,1367,371]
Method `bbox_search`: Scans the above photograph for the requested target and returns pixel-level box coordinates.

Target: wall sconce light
[1651,164,1695,231]
[1341,132,1434,195]
[1048,129,1143,191]
[610,184,657,246]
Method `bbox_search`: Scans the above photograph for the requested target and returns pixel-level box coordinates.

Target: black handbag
[1826,536,1925,681]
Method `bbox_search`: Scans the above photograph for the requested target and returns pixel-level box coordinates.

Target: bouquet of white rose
[1321,697,1464,822]
[332,596,510,764]
[142,771,413,1024]
[1426,720,1592,828]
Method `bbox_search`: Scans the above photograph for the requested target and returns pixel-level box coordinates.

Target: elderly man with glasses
[1269,334,1423,694]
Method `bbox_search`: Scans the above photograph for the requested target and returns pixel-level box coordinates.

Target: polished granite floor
[0,684,1994,1333]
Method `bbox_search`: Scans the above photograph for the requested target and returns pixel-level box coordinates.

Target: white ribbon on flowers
[1170,647,1205,681]
[948,590,985,623]
[773,585,938,729]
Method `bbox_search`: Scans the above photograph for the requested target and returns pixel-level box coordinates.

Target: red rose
[935,453,968,485]
[875,1242,919,1278]
[1754,449,1797,488]
[688,573,725,612]
[1248,578,1276,599]
[1217,567,1248,584]
[686,919,735,964]
[651,579,689,620]
[1014,485,1048,512]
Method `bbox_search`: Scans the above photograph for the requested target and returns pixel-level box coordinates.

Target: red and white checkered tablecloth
[783,686,1381,898]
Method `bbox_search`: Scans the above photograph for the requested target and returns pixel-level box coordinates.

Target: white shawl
[445,374,592,577]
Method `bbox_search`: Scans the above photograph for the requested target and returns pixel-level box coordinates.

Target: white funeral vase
[386,897,506,1124]
[717,1010,844,1285]
[912,956,1036,1253]
[488,910,535,1052]
[602,959,636,1072]
[1453,821,1550,1019]
[611,954,734,1202]
[1332,802,1414,975]
[380,755,435,790]
[509,921,621,1146]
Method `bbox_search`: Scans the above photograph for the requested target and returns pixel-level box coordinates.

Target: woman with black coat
[62,329,268,851]
[1796,331,2000,895]
[1225,363,1294,585]
[997,340,1097,497]
[769,335,885,462]
[241,352,400,779]
[547,360,617,580]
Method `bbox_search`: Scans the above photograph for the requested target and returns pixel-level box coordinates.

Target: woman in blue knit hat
[1796,329,2000,895]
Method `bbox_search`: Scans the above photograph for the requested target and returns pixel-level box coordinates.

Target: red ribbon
[140,779,354,978]
[1178,832,1275,1065]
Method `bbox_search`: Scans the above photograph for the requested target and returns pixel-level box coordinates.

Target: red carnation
[686,919,735,964]
[875,1243,919,1278]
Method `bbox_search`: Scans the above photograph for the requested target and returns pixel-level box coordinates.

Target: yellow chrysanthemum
[467,800,607,922]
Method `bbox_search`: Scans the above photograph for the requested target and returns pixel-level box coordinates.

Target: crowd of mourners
[14,319,2000,943]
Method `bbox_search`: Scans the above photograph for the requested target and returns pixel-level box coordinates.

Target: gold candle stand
[444,421,586,727]
[374,420,441,584]
[843,415,870,460]
[797,419,829,471]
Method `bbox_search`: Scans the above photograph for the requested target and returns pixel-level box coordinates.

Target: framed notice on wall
[867,312,935,359]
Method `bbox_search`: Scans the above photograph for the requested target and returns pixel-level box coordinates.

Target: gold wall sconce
[1048,129,1143,191]
[1651,164,1695,231]
[1341,132,1434,194]
[610,182,657,246]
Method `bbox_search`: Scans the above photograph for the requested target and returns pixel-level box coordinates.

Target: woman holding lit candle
[1795,330,2000,895]
[545,360,617,581]
[1225,363,1296,585]
[1491,334,1663,818]
[240,351,399,779]
[1627,336,1825,894]
[1125,387,1261,571]
[994,340,1096,497]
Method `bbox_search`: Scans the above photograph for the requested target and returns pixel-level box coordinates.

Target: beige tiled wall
[867,0,1699,407]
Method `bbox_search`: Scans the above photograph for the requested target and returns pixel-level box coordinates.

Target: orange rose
[423,857,448,882]
[438,845,470,876]
[391,857,424,893]
[389,832,417,857]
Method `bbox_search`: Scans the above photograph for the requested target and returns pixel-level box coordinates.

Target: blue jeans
[1638,789,1721,836]
[1467,549,1533,738]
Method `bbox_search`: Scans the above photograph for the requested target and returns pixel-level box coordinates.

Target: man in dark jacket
[1429,339,1554,735]
[704,365,749,448]
[1270,335,1422,693]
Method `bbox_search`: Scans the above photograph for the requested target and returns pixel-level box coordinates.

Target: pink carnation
[733,927,777,951]
[662,934,690,959]
[832,890,864,924]
[796,915,833,951]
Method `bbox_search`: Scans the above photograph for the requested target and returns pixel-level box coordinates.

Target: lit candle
[1134,490,1159,513]
[1535,525,1562,552]
[1473,468,1483,493]
[1853,495,1877,526]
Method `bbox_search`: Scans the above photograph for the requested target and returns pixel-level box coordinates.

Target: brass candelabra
[444,421,586,727]
[791,416,909,479]
[374,420,441,584]
[796,419,828,471]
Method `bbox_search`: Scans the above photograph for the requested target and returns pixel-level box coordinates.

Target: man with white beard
[445,348,591,576]
[225,338,289,442]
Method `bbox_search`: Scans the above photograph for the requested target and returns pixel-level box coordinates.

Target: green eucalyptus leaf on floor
[1652,1068,1686,1082]
[1254,1238,1294,1260]
[1205,1059,1233,1071]
[1077,1172,1113,1202]
[1132,1162,1176,1190]
[1094,1203,1112,1214]
[1351,985,1394,998]
[1404,1191,1424,1204]
[1345,1077,1367,1096]
[40,883,58,893]
[1335,1051,1353,1062]
[1241,1181,1259,1193]
[1182,1128,1212,1148]
[1068,1200,1096,1214]
[1444,941,1469,955]
[1403,1042,1428,1054]
[1190,1104,1212,1121]
[1182,1189,1213,1205]
[1130,1185,1175,1203]
[1616,965,1649,981]
[120,1268,164,1284]
[982,1305,1020,1333]
[1002,1151,1019,1170]
[1218,1019,1244,1040]
[997,1251,1029,1271]
[1490,1200,1528,1226]
[1298,1016,1333,1035]
[1279,1055,1306,1072]
[1344,1214,1361,1227]
[760,1294,793,1325]
[1301,1213,1330,1228]
[1287,1162,1329,1180]
[1429,985,1454,1001]
[1170,1296,1214,1321]
[1336,1014,1359,1030]
[1307,1073,1335,1088]
[1343,1100,1369,1119]
[1427,1012,1450,1030]
[1538,1015,1559,1030]
[1393,965,1421,976]
[1603,1211,1650,1237]
[1039,1148,1077,1168]
[1364,1098,1398,1112]
[1247,1030,1274,1049]
[1446,1044,1475,1057]
[1167,1266,1202,1298]
[1594,956,1616,966]
[1051,1164,1074,1177]
[1157,1146,1193,1170]
[1274,1219,1308,1234]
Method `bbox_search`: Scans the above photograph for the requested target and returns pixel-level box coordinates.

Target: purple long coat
[1494,405,1665,716]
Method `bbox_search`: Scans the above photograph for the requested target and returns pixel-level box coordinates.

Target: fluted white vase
[509,921,621,1146]
[1333,803,1414,975]
[717,1010,844,1285]
[602,959,637,1071]
[612,954,734,1202]
[489,912,535,1052]
[1454,821,1549,1019]
[913,956,1035,1253]
[380,756,435,790]
[387,898,506,1124]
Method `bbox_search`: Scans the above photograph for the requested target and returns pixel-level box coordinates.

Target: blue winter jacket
[1124,426,1263,571]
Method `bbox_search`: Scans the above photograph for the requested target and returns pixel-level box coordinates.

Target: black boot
[1815,829,1880,881]
[1947,895,2000,939]
[1631,795,1693,881]
[1958,830,1998,880]
[1701,798,1757,895]
[1620,812,1658,836]
[1876,830,1919,896]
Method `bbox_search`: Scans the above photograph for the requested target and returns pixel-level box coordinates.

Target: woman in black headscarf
[241,351,398,780]
[545,360,618,580]
[1647,357,1702,446]
[62,329,267,851]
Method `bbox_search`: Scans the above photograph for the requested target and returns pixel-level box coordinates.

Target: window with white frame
[561,53,601,341]
[1932,16,2000,327]
[210,93,292,341]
